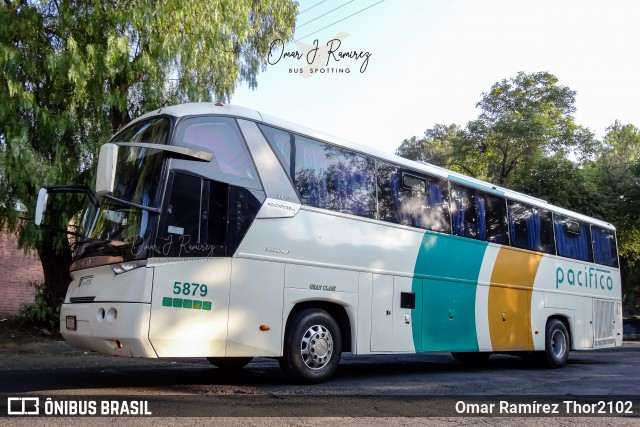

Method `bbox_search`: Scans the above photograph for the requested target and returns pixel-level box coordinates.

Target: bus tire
[540,319,570,368]
[207,357,253,369]
[451,352,491,364]
[279,308,342,384]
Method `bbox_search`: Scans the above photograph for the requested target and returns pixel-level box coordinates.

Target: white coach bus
[35,103,622,383]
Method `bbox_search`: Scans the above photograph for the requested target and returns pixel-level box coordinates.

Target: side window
[261,124,375,219]
[451,184,508,244]
[294,136,375,218]
[591,226,619,268]
[554,214,593,262]
[377,163,450,233]
[173,116,261,190]
[508,201,555,254]
[258,124,294,177]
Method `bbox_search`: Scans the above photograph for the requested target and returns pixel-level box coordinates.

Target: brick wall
[0,228,43,317]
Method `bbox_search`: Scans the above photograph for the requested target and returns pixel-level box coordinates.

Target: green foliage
[397,72,596,186]
[13,281,61,330]
[396,124,484,177]
[0,1,297,300]
[509,156,601,216]
[0,0,297,223]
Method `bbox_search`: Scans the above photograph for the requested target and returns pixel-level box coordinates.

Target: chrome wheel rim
[551,329,566,359]
[300,324,333,370]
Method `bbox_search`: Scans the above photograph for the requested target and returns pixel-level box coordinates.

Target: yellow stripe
[488,248,543,351]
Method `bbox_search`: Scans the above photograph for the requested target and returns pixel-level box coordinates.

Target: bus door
[147,172,232,357]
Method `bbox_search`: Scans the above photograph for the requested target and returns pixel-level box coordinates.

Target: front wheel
[207,357,253,369]
[279,309,342,384]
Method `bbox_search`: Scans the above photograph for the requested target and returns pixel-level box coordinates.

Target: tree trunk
[37,229,73,307]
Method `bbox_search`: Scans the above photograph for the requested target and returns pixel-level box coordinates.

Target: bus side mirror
[34,188,48,226]
[96,143,118,196]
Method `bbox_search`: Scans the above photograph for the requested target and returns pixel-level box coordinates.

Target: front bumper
[60,302,157,358]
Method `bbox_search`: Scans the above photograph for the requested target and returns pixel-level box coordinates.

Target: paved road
[1,340,639,425]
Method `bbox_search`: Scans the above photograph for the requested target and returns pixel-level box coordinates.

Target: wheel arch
[283,301,353,353]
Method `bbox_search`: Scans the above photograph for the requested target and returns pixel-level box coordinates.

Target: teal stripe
[412,233,488,352]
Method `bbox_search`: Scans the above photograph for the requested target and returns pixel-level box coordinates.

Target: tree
[397,72,596,186]
[396,123,488,178]
[0,1,297,306]
[396,124,458,166]
[509,155,600,215]
[590,122,640,313]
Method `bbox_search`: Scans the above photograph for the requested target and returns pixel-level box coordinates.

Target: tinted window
[161,173,204,248]
[258,124,294,178]
[227,187,264,255]
[261,125,375,218]
[591,226,618,268]
[451,184,508,244]
[377,163,450,233]
[111,117,169,208]
[158,173,250,258]
[173,116,260,190]
[508,201,555,254]
[554,214,593,262]
[206,181,228,247]
[114,116,169,145]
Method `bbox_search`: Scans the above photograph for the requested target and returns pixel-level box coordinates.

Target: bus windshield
[74,117,170,261]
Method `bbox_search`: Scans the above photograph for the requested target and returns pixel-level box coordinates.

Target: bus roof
[132,102,616,231]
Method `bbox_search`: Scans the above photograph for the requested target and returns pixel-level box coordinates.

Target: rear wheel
[542,319,570,368]
[207,357,253,369]
[525,319,570,368]
[451,352,491,364]
[279,309,342,384]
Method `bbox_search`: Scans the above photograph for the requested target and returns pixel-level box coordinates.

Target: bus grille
[70,296,95,303]
[593,299,615,347]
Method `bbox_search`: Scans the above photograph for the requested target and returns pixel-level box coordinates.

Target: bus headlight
[111,260,147,275]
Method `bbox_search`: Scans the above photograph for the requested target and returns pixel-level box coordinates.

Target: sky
[231,0,640,154]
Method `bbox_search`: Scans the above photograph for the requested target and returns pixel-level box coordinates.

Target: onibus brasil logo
[6,397,152,416]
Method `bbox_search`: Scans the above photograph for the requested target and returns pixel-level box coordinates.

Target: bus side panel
[226,258,285,357]
[284,263,359,352]
[370,275,417,352]
[475,245,501,351]
[532,256,622,350]
[414,233,487,352]
[356,272,373,354]
[235,209,423,283]
[148,259,231,357]
[582,296,594,349]
[487,248,543,351]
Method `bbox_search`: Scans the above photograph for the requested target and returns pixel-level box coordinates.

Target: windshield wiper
[77,240,120,258]
[102,194,161,214]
